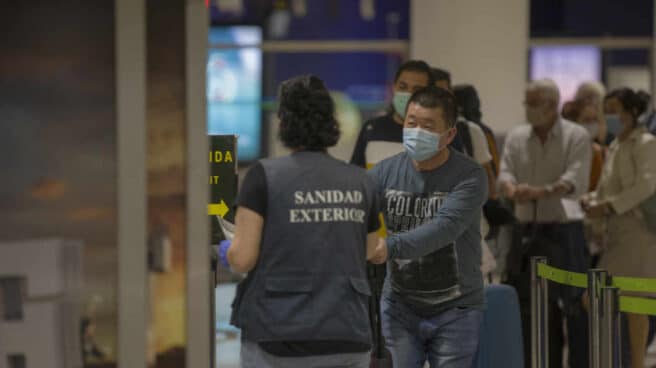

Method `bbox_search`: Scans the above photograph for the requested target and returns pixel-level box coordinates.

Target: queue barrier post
[588,269,608,368]
[530,257,549,368]
[600,286,621,368]
[531,260,656,368]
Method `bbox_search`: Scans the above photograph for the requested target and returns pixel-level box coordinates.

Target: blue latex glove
[217,240,231,268]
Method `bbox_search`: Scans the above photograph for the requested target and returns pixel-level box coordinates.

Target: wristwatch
[544,184,555,197]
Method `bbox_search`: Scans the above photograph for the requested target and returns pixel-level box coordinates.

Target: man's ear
[440,123,458,149]
[444,125,458,146]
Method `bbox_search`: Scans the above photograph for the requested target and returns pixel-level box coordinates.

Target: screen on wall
[207,26,262,162]
[530,45,601,104]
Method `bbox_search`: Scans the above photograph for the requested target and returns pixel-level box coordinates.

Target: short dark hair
[605,88,649,121]
[407,86,458,128]
[431,68,451,89]
[393,60,434,84]
[277,75,340,151]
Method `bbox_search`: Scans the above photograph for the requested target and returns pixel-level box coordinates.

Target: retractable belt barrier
[536,263,656,316]
[530,257,656,368]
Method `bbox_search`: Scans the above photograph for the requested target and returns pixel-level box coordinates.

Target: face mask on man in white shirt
[526,104,556,128]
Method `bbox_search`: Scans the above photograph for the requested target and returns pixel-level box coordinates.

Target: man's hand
[501,181,517,200]
[514,184,530,202]
[582,200,610,219]
[580,193,592,208]
[504,182,545,202]
[369,238,388,264]
[514,184,546,203]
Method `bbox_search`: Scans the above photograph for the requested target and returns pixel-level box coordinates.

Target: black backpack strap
[449,133,465,153]
[477,122,500,175]
[456,120,474,158]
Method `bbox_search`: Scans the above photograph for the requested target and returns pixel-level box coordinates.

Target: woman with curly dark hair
[582,87,656,368]
[277,75,341,151]
[218,74,385,367]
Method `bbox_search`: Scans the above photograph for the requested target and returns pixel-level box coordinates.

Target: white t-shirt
[465,121,493,166]
[460,119,497,275]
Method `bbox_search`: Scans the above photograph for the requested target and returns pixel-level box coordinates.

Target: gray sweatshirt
[369,149,488,316]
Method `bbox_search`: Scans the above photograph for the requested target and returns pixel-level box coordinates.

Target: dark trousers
[505,221,590,368]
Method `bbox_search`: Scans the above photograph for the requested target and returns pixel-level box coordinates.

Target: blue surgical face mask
[403,127,441,161]
[605,114,621,136]
[393,92,412,118]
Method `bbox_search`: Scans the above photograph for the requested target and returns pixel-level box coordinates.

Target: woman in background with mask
[569,100,606,191]
[563,81,613,146]
[582,87,656,368]
[567,101,608,273]
[576,81,613,146]
[606,90,652,139]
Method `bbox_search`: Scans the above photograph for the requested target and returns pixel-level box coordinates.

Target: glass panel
[0,2,117,367]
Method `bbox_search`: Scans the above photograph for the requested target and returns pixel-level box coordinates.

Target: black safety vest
[231,152,377,345]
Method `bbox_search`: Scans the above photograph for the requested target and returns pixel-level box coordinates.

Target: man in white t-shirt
[432,68,497,276]
[458,118,497,276]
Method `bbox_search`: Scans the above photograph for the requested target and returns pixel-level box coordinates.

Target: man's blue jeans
[381,295,483,368]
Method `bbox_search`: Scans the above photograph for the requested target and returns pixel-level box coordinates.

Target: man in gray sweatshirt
[369,86,488,368]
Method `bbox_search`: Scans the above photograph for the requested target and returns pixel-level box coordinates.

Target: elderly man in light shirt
[499,79,591,368]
